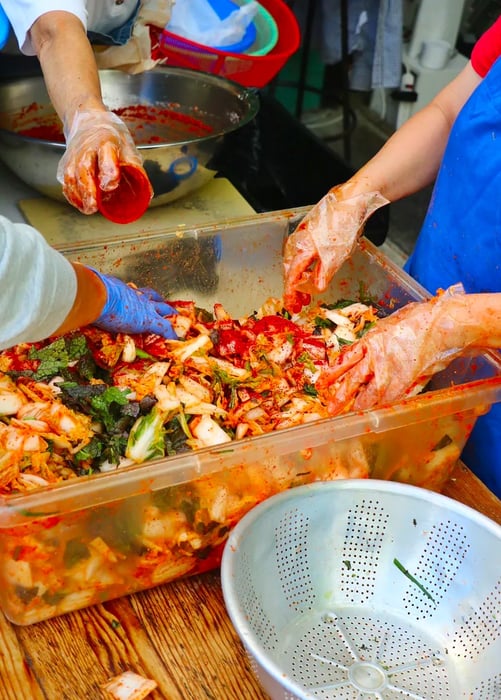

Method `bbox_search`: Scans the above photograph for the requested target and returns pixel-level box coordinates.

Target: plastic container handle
[0,5,10,50]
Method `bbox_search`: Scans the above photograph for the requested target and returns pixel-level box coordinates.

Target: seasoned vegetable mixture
[0,295,384,624]
[0,295,378,494]
[0,293,468,625]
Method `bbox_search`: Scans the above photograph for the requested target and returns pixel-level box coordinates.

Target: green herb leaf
[135,348,155,360]
[74,437,103,463]
[432,434,453,451]
[358,320,376,337]
[29,335,89,380]
[63,539,90,569]
[15,585,39,604]
[89,386,130,431]
[321,299,357,310]
[297,352,316,373]
[313,315,335,330]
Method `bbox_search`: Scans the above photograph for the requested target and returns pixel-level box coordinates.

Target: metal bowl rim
[0,66,260,149]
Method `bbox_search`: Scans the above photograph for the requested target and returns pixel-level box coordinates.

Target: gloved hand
[316,287,470,416]
[91,269,178,338]
[283,188,389,313]
[56,109,152,215]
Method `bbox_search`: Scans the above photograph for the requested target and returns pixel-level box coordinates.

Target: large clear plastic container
[1,208,500,625]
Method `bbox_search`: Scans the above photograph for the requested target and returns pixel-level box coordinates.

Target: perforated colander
[221,480,501,699]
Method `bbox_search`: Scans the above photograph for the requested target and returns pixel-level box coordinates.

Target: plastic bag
[167,0,258,48]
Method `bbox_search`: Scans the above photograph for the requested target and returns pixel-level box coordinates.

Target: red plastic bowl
[157,0,300,88]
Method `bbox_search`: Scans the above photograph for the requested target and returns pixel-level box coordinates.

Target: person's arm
[29,11,105,127]
[316,289,501,416]
[0,215,78,349]
[53,263,107,336]
[24,11,151,216]
[283,62,483,312]
[56,264,178,339]
[0,216,176,350]
[335,62,483,203]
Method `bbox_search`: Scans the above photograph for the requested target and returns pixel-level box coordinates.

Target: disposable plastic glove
[57,109,152,215]
[283,189,389,313]
[91,270,178,338]
[316,286,475,416]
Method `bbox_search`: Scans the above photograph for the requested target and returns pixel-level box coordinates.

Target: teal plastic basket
[248,3,278,56]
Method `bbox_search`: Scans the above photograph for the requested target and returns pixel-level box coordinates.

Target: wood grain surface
[0,462,499,700]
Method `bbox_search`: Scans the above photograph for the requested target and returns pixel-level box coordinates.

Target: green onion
[393,558,435,603]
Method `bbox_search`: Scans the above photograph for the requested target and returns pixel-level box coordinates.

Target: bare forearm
[337,104,451,201]
[334,63,483,204]
[53,264,107,336]
[30,12,106,128]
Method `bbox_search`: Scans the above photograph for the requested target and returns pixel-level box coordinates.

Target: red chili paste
[15,103,214,144]
[17,123,65,142]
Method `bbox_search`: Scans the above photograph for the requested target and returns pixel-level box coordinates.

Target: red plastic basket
[157,0,300,88]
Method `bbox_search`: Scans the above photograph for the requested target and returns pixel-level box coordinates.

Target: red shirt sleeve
[471,16,501,77]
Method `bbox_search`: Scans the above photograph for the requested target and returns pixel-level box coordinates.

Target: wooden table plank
[442,461,501,525]
[11,574,266,700]
[128,578,266,699]
[2,463,499,700]
[0,612,45,699]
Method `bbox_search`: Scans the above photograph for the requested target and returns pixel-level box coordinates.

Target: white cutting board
[18,178,255,248]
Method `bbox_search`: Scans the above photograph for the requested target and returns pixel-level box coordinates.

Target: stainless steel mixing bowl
[0,67,259,207]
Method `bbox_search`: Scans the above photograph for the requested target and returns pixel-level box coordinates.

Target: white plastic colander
[221,480,501,699]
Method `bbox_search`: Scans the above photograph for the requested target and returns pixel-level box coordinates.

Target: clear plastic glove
[91,269,178,338]
[283,189,389,313]
[316,286,470,416]
[57,109,152,215]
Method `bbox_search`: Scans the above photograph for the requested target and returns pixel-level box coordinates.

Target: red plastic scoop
[96,163,153,224]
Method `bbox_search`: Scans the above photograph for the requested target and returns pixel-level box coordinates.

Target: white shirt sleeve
[0,215,77,350]
[1,1,87,55]
[1,0,137,55]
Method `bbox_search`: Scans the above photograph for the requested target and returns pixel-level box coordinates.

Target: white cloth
[293,0,402,90]
[0,215,76,349]
[1,0,138,55]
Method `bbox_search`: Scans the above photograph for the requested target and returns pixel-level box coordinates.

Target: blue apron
[405,56,501,498]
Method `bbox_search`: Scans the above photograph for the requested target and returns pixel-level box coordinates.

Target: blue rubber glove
[91,269,178,338]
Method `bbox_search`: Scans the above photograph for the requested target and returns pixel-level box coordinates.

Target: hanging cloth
[292,0,402,90]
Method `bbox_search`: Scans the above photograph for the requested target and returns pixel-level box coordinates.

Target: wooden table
[1,463,499,700]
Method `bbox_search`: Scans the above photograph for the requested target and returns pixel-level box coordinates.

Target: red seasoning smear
[18,122,65,142]
[114,104,213,140]
[15,103,214,144]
